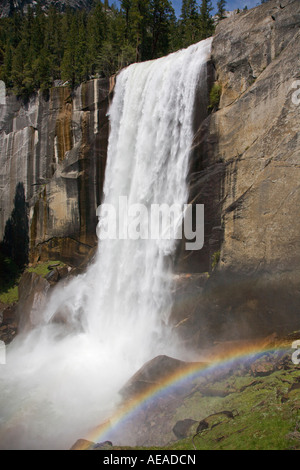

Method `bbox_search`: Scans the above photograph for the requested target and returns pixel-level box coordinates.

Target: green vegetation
[0,0,216,99]
[169,368,300,450]
[208,82,222,111]
[211,249,221,269]
[97,351,300,450]
[0,282,19,305]
[27,260,65,278]
[179,0,214,48]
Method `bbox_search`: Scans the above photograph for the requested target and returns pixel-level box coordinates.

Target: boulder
[0,304,18,344]
[70,438,113,450]
[120,355,205,399]
[173,419,198,439]
[70,439,95,451]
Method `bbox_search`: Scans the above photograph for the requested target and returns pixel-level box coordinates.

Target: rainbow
[81,338,291,449]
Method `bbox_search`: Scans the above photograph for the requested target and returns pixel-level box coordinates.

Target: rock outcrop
[174,0,300,344]
[120,355,205,399]
[0,78,114,266]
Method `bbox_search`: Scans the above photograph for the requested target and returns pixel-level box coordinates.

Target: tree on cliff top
[216,0,227,22]
[0,0,214,97]
[180,0,200,48]
[199,0,214,40]
[1,183,29,271]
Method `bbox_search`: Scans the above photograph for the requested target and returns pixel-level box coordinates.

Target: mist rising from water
[0,38,211,450]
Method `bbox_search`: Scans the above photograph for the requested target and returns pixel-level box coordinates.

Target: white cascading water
[0,38,211,450]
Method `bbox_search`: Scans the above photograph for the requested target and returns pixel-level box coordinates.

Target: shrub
[208,82,222,112]
[211,250,221,270]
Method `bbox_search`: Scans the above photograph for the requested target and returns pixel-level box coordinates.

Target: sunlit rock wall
[0,78,114,266]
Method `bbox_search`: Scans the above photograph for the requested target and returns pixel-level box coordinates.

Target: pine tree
[44,6,63,82]
[148,0,175,58]
[121,0,132,40]
[180,0,200,48]
[11,40,27,96]
[129,0,150,62]
[87,1,107,75]
[216,0,227,22]
[1,42,13,87]
[61,13,78,87]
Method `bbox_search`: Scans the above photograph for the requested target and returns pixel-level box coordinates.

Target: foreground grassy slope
[75,346,300,451]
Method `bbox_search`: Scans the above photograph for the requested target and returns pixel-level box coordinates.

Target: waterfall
[0,38,212,450]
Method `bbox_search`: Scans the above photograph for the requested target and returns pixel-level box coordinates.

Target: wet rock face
[0,78,114,266]
[173,0,300,343]
[0,304,18,344]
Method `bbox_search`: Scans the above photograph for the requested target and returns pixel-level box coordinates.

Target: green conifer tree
[180,0,200,48]
[216,0,227,22]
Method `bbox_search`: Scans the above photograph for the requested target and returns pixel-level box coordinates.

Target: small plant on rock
[208,82,222,112]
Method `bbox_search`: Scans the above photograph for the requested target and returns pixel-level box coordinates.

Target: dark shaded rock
[173,419,198,439]
[17,271,50,332]
[289,382,300,393]
[47,263,60,269]
[56,265,69,279]
[70,438,113,450]
[70,439,95,450]
[120,355,205,399]
[0,304,18,344]
[45,265,70,285]
[45,269,59,284]
[250,361,275,377]
[2,304,17,326]
[195,419,209,434]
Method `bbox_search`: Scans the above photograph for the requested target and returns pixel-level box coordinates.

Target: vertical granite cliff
[0,78,114,266]
[173,0,300,344]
